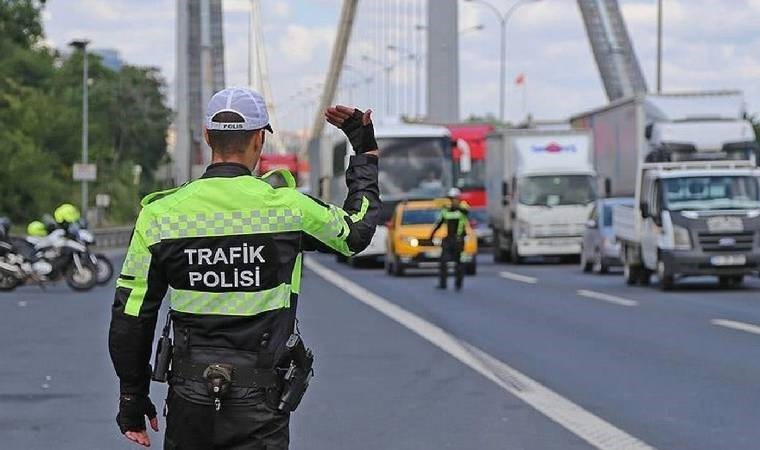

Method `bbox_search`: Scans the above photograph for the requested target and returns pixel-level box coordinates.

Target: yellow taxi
[385,199,478,276]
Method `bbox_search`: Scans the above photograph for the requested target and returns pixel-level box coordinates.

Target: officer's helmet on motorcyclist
[54,203,81,224]
[27,221,48,237]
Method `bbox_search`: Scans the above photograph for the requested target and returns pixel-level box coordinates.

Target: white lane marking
[499,271,538,284]
[305,258,656,450]
[711,319,760,336]
[577,290,638,307]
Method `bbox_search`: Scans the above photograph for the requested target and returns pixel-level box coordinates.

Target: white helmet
[447,188,462,198]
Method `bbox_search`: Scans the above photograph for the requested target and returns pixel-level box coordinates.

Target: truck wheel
[623,262,639,285]
[493,233,509,263]
[657,261,674,291]
[510,242,523,264]
[639,268,652,286]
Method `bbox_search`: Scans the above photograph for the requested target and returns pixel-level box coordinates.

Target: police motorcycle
[48,203,113,285]
[60,217,114,285]
[0,217,99,292]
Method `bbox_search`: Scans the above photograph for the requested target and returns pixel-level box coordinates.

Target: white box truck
[486,129,597,263]
[572,91,760,289]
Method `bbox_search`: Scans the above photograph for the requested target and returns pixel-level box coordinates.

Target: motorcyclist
[430,188,469,290]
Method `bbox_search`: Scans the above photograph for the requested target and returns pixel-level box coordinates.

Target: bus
[330,121,453,264]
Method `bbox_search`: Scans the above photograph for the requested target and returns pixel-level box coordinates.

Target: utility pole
[465,0,542,123]
[69,39,90,218]
[656,0,663,93]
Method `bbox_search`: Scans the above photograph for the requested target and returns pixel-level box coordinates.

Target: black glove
[340,108,378,154]
[116,394,157,434]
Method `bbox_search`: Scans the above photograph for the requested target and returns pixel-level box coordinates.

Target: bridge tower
[577,0,648,101]
[175,0,226,183]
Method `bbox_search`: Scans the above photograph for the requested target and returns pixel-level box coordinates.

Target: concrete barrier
[93,226,133,249]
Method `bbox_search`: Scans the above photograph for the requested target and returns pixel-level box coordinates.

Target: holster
[277,334,314,413]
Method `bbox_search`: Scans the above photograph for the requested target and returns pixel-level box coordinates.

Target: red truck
[448,124,492,207]
[447,123,493,245]
[256,154,299,184]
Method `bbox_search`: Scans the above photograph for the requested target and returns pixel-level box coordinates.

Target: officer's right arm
[108,208,168,396]
[298,154,381,256]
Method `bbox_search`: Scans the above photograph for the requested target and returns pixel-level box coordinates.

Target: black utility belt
[171,358,281,389]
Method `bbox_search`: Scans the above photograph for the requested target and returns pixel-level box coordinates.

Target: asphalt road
[1,251,759,449]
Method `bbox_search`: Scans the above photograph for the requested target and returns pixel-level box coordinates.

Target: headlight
[402,236,419,247]
[517,220,531,238]
[673,225,691,250]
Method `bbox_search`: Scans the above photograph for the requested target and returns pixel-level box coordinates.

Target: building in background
[92,48,124,72]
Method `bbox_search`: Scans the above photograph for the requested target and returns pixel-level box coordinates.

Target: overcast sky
[43,0,760,131]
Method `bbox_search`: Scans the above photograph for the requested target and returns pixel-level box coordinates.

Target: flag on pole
[514,72,525,85]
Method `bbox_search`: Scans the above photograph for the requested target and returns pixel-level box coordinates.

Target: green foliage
[0,0,46,47]
[0,0,172,225]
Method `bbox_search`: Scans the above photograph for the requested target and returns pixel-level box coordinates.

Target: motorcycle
[69,221,114,285]
[0,218,99,291]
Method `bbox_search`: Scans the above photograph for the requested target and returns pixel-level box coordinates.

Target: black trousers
[438,241,463,290]
[164,391,290,450]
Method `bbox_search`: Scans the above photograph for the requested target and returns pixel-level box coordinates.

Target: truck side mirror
[604,178,612,197]
[644,124,654,140]
[640,202,650,218]
[457,138,472,173]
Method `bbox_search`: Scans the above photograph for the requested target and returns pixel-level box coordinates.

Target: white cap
[205,87,273,132]
[447,188,462,198]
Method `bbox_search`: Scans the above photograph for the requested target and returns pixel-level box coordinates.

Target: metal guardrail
[93,226,133,249]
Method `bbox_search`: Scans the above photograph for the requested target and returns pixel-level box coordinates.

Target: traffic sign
[73,163,97,181]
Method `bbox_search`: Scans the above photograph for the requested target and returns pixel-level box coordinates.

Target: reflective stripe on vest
[169,283,291,316]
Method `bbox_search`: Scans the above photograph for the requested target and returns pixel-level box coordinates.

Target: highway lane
[1,251,758,449]
[0,253,592,450]
[320,254,760,450]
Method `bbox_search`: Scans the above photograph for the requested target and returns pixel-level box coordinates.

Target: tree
[0,0,46,48]
[0,0,173,224]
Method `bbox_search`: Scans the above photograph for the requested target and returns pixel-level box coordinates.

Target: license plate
[425,249,442,258]
[710,254,746,266]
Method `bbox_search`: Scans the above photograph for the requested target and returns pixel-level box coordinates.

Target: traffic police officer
[109,87,381,449]
[430,188,469,290]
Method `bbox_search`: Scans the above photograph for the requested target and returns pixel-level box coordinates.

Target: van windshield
[663,176,760,211]
[518,175,596,207]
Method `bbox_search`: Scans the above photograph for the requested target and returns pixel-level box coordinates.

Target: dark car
[580,197,634,274]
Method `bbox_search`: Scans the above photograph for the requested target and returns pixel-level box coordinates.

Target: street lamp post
[69,39,90,218]
[656,0,663,93]
[465,0,541,123]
